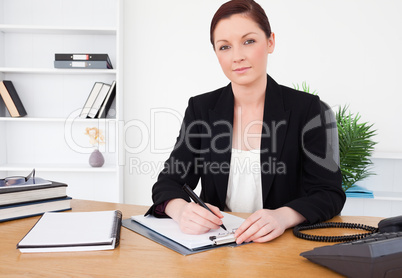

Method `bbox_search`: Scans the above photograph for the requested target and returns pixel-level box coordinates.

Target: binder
[54,53,113,69]
[0,80,27,117]
[55,53,113,67]
[97,81,116,118]
[87,83,111,118]
[80,82,104,118]
[54,60,112,69]
[123,212,249,255]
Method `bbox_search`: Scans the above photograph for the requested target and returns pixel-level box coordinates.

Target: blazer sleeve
[145,97,202,217]
[285,96,346,224]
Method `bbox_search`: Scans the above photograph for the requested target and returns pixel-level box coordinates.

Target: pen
[182,184,227,231]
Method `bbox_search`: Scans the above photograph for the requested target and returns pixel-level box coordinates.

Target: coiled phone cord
[293,222,379,242]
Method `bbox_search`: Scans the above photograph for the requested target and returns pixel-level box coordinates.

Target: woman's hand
[165,198,224,235]
[234,207,306,244]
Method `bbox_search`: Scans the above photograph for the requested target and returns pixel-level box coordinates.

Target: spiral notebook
[17,210,122,253]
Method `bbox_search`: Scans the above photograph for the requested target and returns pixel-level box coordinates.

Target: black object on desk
[300,231,402,278]
[182,184,227,231]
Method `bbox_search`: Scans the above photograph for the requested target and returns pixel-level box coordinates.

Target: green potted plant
[294,83,377,191]
[336,106,377,191]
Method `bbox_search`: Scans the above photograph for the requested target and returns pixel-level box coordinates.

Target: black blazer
[146,75,345,224]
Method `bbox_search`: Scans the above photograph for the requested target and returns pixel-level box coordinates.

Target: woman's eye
[219,45,230,51]
[244,39,255,45]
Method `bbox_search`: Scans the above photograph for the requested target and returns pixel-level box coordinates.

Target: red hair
[210,0,271,48]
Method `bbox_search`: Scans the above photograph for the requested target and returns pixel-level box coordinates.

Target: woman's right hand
[165,198,224,234]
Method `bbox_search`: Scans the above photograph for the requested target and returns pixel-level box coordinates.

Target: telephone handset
[377,215,402,233]
[293,215,402,242]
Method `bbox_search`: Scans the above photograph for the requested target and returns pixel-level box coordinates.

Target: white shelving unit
[0,68,117,74]
[371,151,402,160]
[0,0,124,202]
[341,153,402,217]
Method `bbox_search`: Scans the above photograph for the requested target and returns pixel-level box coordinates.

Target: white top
[225,148,263,213]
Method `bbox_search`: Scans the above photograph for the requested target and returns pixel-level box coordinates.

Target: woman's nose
[232,47,245,63]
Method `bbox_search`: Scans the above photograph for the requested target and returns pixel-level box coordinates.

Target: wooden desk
[0,199,383,277]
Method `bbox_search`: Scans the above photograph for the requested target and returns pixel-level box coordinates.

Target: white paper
[131,212,244,249]
[71,61,86,67]
[73,54,88,60]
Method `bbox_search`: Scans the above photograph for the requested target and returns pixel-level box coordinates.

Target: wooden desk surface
[0,199,383,277]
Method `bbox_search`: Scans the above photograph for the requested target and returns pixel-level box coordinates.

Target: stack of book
[54,53,113,69]
[0,177,71,222]
[80,81,116,118]
[0,80,27,117]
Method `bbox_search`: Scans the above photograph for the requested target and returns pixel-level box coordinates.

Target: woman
[146,0,345,244]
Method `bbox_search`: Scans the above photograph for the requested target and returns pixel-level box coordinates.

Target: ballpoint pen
[182,184,227,231]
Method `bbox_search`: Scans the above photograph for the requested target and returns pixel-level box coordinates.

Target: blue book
[345,185,374,198]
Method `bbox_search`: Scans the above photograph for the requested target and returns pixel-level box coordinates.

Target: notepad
[131,212,244,250]
[17,210,122,253]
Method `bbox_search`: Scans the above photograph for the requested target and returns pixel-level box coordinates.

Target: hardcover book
[0,197,72,222]
[0,180,68,206]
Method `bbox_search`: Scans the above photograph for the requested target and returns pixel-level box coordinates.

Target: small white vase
[89,149,105,167]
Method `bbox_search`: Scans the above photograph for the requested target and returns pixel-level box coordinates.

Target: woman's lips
[233,67,251,74]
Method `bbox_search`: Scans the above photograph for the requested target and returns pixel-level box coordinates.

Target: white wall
[123,0,402,206]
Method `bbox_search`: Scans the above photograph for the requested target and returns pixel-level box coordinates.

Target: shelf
[0,67,116,75]
[371,152,402,160]
[0,163,118,173]
[0,24,116,35]
[374,191,402,201]
[347,191,402,202]
[0,117,117,123]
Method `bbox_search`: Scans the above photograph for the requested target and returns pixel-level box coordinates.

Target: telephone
[378,215,402,233]
[297,215,402,278]
[293,215,402,242]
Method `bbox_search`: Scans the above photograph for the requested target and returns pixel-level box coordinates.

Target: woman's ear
[267,32,275,54]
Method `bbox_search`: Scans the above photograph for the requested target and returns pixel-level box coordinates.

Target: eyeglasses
[0,169,35,186]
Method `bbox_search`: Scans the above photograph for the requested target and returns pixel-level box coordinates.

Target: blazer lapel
[207,76,291,208]
[209,84,234,207]
[260,75,291,204]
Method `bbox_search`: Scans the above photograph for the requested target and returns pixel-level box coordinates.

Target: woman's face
[213,14,275,87]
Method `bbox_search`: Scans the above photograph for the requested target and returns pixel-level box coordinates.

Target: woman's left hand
[234,207,306,244]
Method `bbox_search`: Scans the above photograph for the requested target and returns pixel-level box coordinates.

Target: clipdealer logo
[301,106,340,173]
[64,106,340,173]
[63,108,184,165]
